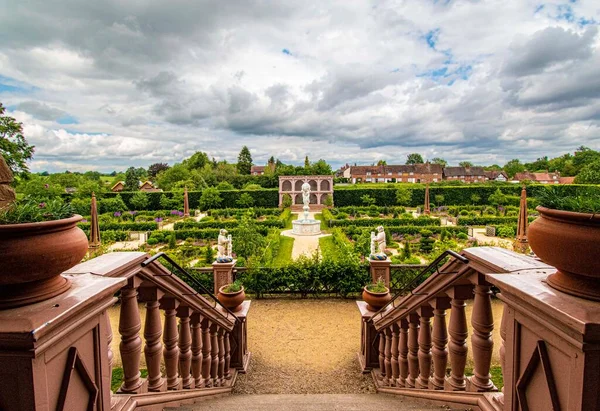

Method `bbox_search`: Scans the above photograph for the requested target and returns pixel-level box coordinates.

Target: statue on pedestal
[301,181,311,221]
[217,229,233,263]
[370,226,388,260]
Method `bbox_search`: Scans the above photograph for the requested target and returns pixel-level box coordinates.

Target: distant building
[349,163,443,184]
[111,181,125,192]
[250,166,266,175]
[513,172,562,184]
[111,180,161,192]
[484,170,509,182]
[559,176,576,184]
[335,164,352,178]
[443,166,487,183]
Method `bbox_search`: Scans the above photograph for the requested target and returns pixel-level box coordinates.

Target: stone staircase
[165,394,460,410]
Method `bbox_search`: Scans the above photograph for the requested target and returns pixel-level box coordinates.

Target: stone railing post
[201,318,212,387]
[390,324,400,387]
[383,328,392,385]
[210,323,219,387]
[369,258,391,288]
[444,285,471,391]
[228,301,251,373]
[177,306,193,389]
[105,309,114,395]
[161,298,181,391]
[212,260,236,295]
[140,287,166,392]
[467,283,496,392]
[406,313,420,388]
[416,306,433,389]
[430,297,451,390]
[224,331,232,380]
[378,331,386,382]
[356,301,380,373]
[398,319,409,388]
[191,313,203,388]
[118,276,147,394]
[218,328,226,386]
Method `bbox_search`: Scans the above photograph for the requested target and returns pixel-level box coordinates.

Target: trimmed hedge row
[149,226,271,242]
[456,216,536,226]
[341,225,467,236]
[78,222,158,231]
[328,217,441,228]
[174,219,285,230]
[81,230,129,242]
[207,207,281,218]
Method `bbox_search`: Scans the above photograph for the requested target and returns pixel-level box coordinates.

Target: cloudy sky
[1,0,599,173]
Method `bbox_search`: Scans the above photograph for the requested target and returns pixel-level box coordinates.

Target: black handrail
[369,249,469,323]
[142,252,238,323]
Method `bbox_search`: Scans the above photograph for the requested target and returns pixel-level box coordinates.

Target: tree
[377,160,387,166]
[310,159,332,175]
[575,160,600,184]
[148,162,169,178]
[185,151,210,170]
[402,240,412,260]
[0,103,34,176]
[199,187,222,210]
[156,163,191,190]
[459,161,474,168]
[281,193,292,208]
[236,192,254,207]
[124,167,139,191]
[304,156,310,168]
[130,191,149,210]
[488,189,507,206]
[237,146,253,175]
[431,157,447,167]
[504,159,525,178]
[406,153,424,164]
[525,156,549,172]
[216,181,234,190]
[233,214,265,259]
[573,146,600,173]
[361,194,376,206]
[396,187,412,206]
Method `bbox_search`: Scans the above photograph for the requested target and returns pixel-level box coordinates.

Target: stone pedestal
[227,301,251,373]
[486,272,600,411]
[356,301,380,373]
[369,258,391,288]
[0,273,126,411]
[291,219,321,235]
[212,260,236,295]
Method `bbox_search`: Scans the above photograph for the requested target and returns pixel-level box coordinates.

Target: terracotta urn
[217,285,246,312]
[529,206,600,301]
[0,215,88,309]
[362,286,392,312]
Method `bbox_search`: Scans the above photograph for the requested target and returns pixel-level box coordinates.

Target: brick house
[513,171,561,184]
[443,166,488,183]
[349,163,443,183]
[484,170,509,182]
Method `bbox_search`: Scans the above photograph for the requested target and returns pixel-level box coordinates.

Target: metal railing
[142,252,239,323]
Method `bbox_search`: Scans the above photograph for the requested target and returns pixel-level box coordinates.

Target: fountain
[291,182,322,235]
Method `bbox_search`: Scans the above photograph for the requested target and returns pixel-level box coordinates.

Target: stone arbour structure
[0,155,15,210]
[0,252,250,411]
[278,175,333,207]
[360,246,600,411]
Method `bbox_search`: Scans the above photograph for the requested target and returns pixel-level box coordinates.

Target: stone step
[165,393,460,411]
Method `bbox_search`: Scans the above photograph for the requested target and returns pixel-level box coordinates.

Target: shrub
[168,234,177,249]
[205,245,215,263]
[361,194,376,206]
[281,193,292,208]
[147,237,159,245]
[457,232,469,240]
[236,192,254,208]
[496,225,516,238]
[199,187,222,210]
[396,187,412,206]
[98,195,127,214]
[216,181,235,190]
[130,191,149,210]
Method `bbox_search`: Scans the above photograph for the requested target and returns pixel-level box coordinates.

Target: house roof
[111,181,125,190]
[251,165,265,173]
[484,170,508,179]
[443,166,486,177]
[559,176,576,184]
[514,172,560,182]
[350,163,443,175]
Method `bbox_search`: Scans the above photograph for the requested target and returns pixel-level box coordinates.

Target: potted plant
[362,278,392,311]
[528,187,600,301]
[0,198,88,309]
[217,280,246,312]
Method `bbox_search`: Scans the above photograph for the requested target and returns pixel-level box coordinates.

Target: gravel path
[233,299,376,394]
[281,212,330,260]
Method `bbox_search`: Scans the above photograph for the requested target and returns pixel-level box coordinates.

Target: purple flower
[129,211,137,215]
[114,212,122,217]
[155,217,163,223]
[81,219,88,223]
[498,206,504,211]
[38,202,46,208]
[170,210,179,215]
[178,211,184,216]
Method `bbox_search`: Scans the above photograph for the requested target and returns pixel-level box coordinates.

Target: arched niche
[282,180,292,191]
[309,180,318,191]
[295,194,303,204]
[294,180,304,191]
[320,180,330,191]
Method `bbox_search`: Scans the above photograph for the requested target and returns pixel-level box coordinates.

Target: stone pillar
[228,301,252,373]
[140,287,166,392]
[356,301,380,373]
[369,258,391,288]
[212,260,236,295]
[0,273,125,411]
[0,155,15,210]
[161,298,181,391]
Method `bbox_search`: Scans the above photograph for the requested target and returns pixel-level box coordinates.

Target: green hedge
[174,219,285,230]
[456,216,536,226]
[341,225,467,236]
[81,230,129,242]
[149,226,271,242]
[207,207,281,218]
[78,222,158,231]
[328,217,441,228]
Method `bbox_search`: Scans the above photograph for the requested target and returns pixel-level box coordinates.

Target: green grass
[313,213,329,233]
[284,212,298,229]
[111,368,148,392]
[464,365,503,390]
[273,235,294,266]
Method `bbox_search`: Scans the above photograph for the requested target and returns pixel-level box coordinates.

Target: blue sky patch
[62,129,109,136]
[0,75,37,94]
[56,115,79,125]
[282,48,292,55]
[424,29,440,50]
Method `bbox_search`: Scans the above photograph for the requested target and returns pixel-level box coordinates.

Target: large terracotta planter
[362,286,392,311]
[529,206,600,301]
[217,285,246,312]
[0,215,88,309]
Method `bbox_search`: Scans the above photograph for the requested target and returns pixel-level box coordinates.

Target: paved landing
[166,394,456,411]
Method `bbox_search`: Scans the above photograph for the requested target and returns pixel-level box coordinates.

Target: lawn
[273,235,294,266]
[284,212,298,229]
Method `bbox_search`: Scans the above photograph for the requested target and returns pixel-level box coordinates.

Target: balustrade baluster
[416,306,433,389]
[498,304,507,407]
[390,324,399,387]
[224,331,232,381]
[201,318,212,387]
[406,313,420,388]
[467,284,496,392]
[191,313,203,388]
[118,277,145,393]
[210,323,219,387]
[218,328,226,386]
[378,331,386,381]
[444,290,469,391]
[383,328,392,386]
[398,319,409,388]
[178,306,193,389]
[105,310,114,392]
[162,298,181,390]
[430,297,450,390]
[144,288,165,392]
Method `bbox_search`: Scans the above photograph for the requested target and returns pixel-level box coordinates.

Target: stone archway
[320,194,330,205]
[278,175,334,208]
[295,194,303,205]
[309,180,318,191]
[282,180,292,191]
[320,180,330,191]
[295,180,304,191]
[309,193,317,204]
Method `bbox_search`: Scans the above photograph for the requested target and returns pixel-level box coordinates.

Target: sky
[0,0,599,173]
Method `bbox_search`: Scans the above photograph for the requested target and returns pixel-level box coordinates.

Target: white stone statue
[370,226,387,260]
[217,229,233,262]
[301,182,311,206]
